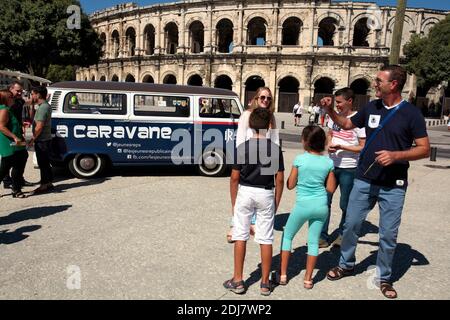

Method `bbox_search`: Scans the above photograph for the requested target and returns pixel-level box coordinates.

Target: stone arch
[244,75,266,106]
[312,74,339,87]
[143,24,156,55]
[351,12,382,30]
[388,15,415,31]
[187,74,203,86]
[313,76,336,104]
[188,20,204,53]
[244,12,272,28]
[125,74,135,82]
[125,26,137,56]
[352,18,371,47]
[278,76,300,113]
[421,17,440,35]
[350,78,372,109]
[316,12,345,28]
[213,74,233,90]
[318,17,341,46]
[216,18,234,53]
[162,73,177,84]
[100,75,106,81]
[247,16,268,45]
[282,17,303,46]
[91,74,96,81]
[349,74,374,85]
[111,74,119,82]
[142,74,155,83]
[111,30,120,58]
[100,32,107,57]
[164,22,179,54]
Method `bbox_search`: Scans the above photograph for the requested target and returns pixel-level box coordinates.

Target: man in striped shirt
[319,88,366,248]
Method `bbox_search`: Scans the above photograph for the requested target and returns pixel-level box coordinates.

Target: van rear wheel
[69,154,106,179]
[198,149,226,177]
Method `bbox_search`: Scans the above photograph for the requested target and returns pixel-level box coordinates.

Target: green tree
[0,0,102,77]
[404,15,450,89]
[46,64,76,82]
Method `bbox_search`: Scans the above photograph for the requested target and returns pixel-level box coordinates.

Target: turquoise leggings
[281,197,328,256]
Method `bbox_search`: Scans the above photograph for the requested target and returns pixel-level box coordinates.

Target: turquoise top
[293,152,334,200]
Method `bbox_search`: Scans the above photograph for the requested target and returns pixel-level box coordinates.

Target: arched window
[282,17,303,46]
[189,21,204,53]
[125,74,135,83]
[112,30,120,58]
[100,33,107,58]
[314,77,335,104]
[125,27,136,56]
[247,17,267,45]
[165,22,179,54]
[353,18,370,47]
[111,75,119,82]
[163,74,177,84]
[244,76,265,107]
[142,75,154,83]
[144,24,156,55]
[216,19,234,53]
[91,75,95,81]
[350,78,371,110]
[278,76,300,112]
[187,75,203,86]
[214,75,233,90]
[100,76,106,81]
[318,18,338,46]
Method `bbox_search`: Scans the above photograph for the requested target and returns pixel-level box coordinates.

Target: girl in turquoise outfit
[279,125,337,289]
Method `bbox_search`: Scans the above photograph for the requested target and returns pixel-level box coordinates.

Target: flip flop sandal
[260,282,272,296]
[12,191,27,199]
[223,279,245,294]
[380,282,398,299]
[326,266,354,281]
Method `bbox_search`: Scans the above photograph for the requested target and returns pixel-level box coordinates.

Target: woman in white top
[235,87,279,147]
[227,87,279,243]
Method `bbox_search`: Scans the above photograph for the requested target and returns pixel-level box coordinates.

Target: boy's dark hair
[335,87,355,102]
[249,107,271,133]
[381,65,407,92]
[301,125,326,152]
[31,86,48,100]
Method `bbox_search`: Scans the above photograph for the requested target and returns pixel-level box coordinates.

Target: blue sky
[80,0,450,14]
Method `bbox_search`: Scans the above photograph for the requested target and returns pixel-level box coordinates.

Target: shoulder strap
[359,100,407,159]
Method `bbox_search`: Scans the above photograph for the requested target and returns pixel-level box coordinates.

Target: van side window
[199,98,241,119]
[134,95,190,117]
[63,92,127,115]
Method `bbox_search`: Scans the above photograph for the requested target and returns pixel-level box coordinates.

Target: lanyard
[359,100,407,159]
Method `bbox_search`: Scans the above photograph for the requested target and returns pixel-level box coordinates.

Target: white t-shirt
[328,112,366,168]
[312,105,321,115]
[236,110,280,147]
[293,103,302,115]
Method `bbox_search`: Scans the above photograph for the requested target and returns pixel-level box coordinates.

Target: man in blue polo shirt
[320,65,430,299]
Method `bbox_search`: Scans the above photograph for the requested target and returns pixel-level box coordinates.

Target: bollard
[430,147,437,161]
[281,121,285,129]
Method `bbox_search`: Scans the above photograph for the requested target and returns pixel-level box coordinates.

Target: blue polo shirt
[351,99,427,188]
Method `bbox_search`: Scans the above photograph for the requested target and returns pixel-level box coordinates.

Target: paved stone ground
[0,125,449,300]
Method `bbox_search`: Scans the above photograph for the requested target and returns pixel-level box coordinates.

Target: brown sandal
[326,266,354,281]
[380,282,398,299]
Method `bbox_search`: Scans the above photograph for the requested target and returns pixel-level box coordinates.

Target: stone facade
[77,0,448,112]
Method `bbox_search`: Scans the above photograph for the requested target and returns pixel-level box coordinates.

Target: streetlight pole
[389,0,407,65]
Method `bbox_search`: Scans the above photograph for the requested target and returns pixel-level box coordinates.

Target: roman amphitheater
[77,0,448,112]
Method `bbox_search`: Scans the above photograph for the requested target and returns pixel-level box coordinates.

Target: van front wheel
[198,149,226,177]
[69,154,106,179]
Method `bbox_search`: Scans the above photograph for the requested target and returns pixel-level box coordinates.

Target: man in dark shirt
[320,65,430,299]
[224,108,284,296]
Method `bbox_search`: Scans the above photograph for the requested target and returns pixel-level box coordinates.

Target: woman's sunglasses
[258,96,272,102]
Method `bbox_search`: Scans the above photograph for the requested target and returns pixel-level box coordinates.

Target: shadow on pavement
[0,205,72,226]
[0,225,42,245]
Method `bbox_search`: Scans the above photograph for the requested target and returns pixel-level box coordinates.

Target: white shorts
[232,185,275,245]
